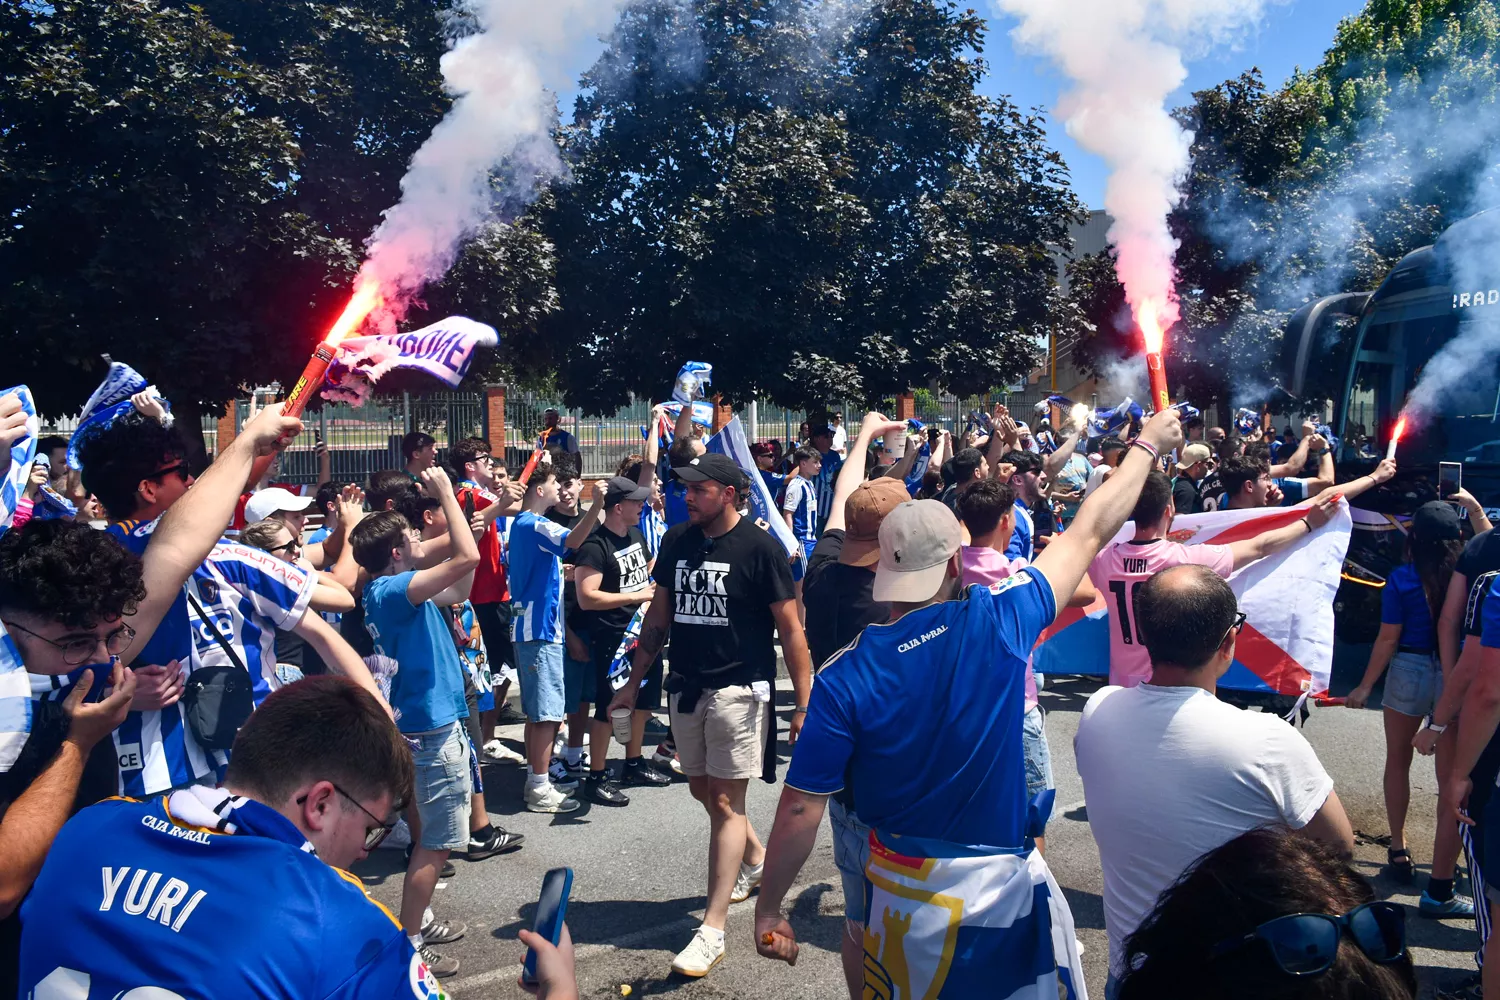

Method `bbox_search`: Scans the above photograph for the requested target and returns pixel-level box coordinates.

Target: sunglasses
[3,620,136,666]
[1212,900,1406,976]
[297,783,401,851]
[148,463,189,482]
[1220,611,1248,646]
[269,537,302,555]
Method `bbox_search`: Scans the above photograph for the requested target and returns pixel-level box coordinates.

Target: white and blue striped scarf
[66,361,170,470]
[0,384,39,771]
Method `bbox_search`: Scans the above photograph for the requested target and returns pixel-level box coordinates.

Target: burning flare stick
[517,434,548,487]
[1387,416,1407,462]
[1139,301,1171,413]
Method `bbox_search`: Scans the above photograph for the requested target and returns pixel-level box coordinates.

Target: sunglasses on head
[1211,900,1406,976]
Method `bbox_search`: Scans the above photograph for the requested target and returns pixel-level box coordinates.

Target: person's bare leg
[589,718,612,774]
[743,813,766,868]
[1431,725,1463,880]
[700,776,750,931]
[468,791,487,835]
[527,721,560,777]
[1487,903,1500,999]
[567,708,589,753]
[401,847,449,934]
[628,709,649,758]
[840,923,865,1000]
[1034,834,1047,855]
[1383,708,1422,853]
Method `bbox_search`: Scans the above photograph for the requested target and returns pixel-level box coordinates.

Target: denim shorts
[1023,705,1054,826]
[408,720,472,852]
[829,797,872,924]
[1383,649,1442,718]
[517,641,567,723]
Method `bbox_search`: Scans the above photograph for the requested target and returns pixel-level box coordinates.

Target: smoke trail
[1406,207,1500,422]
[992,0,1281,333]
[354,0,629,333]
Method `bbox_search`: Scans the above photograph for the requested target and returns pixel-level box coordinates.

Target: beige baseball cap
[872,500,962,603]
[839,478,912,567]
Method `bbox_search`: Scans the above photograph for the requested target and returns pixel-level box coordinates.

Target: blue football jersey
[507,510,571,644]
[18,787,444,999]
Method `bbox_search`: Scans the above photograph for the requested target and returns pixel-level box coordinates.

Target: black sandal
[1387,848,1416,882]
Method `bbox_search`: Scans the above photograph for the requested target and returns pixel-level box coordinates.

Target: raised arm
[987,405,1019,478]
[642,404,666,484]
[1042,424,1083,483]
[674,402,695,443]
[824,413,902,533]
[1032,409,1183,611]
[565,481,606,551]
[124,404,303,666]
[1270,422,1315,479]
[292,612,386,712]
[1453,488,1493,536]
[1225,494,1339,571]
[404,467,480,606]
[1317,459,1395,507]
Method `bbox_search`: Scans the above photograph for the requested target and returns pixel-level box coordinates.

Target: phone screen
[1440,461,1462,499]
[523,868,573,985]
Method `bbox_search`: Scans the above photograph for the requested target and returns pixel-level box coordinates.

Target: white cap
[244,487,315,525]
[872,500,962,603]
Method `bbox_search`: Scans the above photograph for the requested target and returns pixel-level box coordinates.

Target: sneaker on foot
[1419,890,1476,918]
[622,759,672,787]
[564,752,590,778]
[418,942,460,978]
[495,703,528,726]
[419,917,466,944]
[525,783,580,814]
[467,826,525,860]
[585,772,630,806]
[652,743,685,776]
[481,738,525,764]
[670,928,725,978]
[547,757,580,791]
[730,861,764,903]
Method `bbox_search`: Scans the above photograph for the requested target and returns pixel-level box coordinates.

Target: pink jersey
[961,545,1040,711]
[1087,539,1235,688]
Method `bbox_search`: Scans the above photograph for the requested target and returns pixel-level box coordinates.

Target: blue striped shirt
[508,510,572,643]
[639,505,668,559]
[783,477,818,545]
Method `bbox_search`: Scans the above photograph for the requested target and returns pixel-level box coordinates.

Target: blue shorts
[517,641,567,723]
[564,638,596,712]
[407,721,472,852]
[829,797,871,924]
[1383,649,1442,718]
[1023,705,1054,834]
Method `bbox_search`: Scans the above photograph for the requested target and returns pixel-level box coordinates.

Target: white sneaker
[525,783,580,814]
[730,861,764,903]
[547,756,579,791]
[670,927,725,977]
[482,739,524,764]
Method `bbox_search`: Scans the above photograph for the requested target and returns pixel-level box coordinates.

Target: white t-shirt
[830,423,849,457]
[1082,462,1112,498]
[1074,683,1334,978]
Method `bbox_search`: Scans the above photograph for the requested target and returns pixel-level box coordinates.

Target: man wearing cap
[800,412,908,997]
[606,452,813,979]
[753,408,1187,995]
[1172,442,1212,515]
[541,407,580,455]
[574,476,671,806]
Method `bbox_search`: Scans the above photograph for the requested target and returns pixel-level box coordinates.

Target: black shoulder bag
[182,591,256,750]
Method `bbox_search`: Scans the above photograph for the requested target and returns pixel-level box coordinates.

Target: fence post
[215,401,237,455]
[896,392,916,421]
[485,385,507,461]
[747,400,759,443]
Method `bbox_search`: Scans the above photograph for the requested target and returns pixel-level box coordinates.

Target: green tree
[533,0,1082,412]
[0,0,554,433]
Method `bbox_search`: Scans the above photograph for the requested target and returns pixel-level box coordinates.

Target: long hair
[1409,532,1462,622]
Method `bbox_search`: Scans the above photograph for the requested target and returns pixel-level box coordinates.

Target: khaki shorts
[670,685,769,780]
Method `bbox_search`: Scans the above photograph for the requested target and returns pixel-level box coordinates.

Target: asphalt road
[354,674,1481,999]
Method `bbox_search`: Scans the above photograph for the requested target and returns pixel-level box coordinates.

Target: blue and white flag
[66,362,171,470]
[1,385,38,535]
[323,315,498,404]
[1091,398,1143,438]
[708,417,801,565]
[1234,407,1260,435]
[672,361,713,404]
[642,401,717,447]
[863,839,1087,1000]
[1171,401,1201,422]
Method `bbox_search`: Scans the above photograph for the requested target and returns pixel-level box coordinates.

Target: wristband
[1131,440,1160,464]
[1426,719,1448,734]
[793,707,808,715]
[1300,517,1313,534]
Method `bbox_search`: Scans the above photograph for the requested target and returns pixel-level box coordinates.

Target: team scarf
[0,384,38,536]
[1043,394,1145,438]
[66,362,172,471]
[322,315,497,405]
[1033,500,1352,697]
[166,784,318,852]
[1234,407,1261,436]
[862,837,1087,1000]
[640,401,716,447]
[672,361,712,403]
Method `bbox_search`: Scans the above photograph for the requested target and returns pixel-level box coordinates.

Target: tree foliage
[1068,0,1500,409]
[533,0,1083,412]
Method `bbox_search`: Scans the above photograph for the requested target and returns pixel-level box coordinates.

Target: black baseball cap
[1412,500,1462,542]
[672,453,748,490]
[604,476,651,507]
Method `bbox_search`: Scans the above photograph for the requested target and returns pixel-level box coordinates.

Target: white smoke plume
[992,0,1282,333]
[352,0,628,334]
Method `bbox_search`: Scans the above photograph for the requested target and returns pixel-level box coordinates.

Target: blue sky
[555,1,1367,209]
[980,0,1366,208]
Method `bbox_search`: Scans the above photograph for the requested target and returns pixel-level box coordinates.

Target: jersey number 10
[1108,580,1146,646]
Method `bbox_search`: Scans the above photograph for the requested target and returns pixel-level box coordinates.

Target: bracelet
[793,707,808,715]
[1131,440,1160,464]
[1300,517,1313,533]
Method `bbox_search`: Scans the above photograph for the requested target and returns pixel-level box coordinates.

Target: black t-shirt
[1458,528,1500,637]
[1173,475,1203,515]
[574,524,653,637]
[653,517,796,686]
[802,530,889,670]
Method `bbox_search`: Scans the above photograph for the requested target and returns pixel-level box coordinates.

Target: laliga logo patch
[1166,527,1198,543]
[408,952,448,999]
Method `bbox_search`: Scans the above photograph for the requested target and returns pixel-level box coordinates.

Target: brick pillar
[485,385,506,461]
[215,401,237,456]
[895,392,916,421]
[711,394,733,434]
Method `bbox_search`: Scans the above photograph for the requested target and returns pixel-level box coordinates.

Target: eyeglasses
[269,538,302,555]
[2,620,136,666]
[297,783,401,850]
[1220,611,1248,646]
[148,463,188,482]
[1211,900,1405,976]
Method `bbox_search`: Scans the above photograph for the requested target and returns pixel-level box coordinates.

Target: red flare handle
[1146,351,1170,413]
[246,342,337,487]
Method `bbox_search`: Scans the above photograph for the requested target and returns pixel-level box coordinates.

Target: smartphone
[1440,461,1462,499]
[522,867,573,986]
[463,491,476,520]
